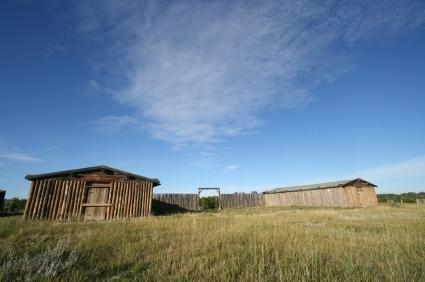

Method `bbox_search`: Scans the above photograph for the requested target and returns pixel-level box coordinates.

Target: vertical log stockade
[23,166,160,221]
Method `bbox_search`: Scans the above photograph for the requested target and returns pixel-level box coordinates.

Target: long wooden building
[263,178,378,208]
[23,165,160,221]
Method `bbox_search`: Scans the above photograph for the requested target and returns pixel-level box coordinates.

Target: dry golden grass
[1,205,424,281]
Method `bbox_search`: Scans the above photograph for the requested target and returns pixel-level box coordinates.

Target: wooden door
[83,185,109,221]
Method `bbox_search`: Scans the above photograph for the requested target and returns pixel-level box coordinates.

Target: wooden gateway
[23,165,160,221]
[263,178,378,208]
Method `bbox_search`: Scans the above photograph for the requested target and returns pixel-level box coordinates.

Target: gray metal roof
[263,178,376,194]
[25,165,160,186]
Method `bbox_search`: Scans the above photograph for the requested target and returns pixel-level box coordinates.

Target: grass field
[1,205,424,281]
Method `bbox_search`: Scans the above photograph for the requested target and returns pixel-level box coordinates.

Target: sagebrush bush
[0,240,78,281]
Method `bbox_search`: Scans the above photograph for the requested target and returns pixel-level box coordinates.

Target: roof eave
[263,178,377,194]
[25,165,161,185]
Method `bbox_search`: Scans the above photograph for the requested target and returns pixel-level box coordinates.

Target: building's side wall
[264,186,349,207]
[345,185,377,207]
[23,179,87,220]
[107,181,153,219]
[264,185,378,208]
[23,179,154,220]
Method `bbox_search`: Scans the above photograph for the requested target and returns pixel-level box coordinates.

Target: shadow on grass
[0,212,22,218]
[151,199,194,216]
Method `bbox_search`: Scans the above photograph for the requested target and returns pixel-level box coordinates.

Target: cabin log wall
[23,179,154,220]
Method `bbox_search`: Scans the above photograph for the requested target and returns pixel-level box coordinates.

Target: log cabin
[263,178,378,208]
[23,165,160,221]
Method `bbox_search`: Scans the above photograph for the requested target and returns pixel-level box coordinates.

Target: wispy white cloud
[305,155,425,185]
[77,0,425,145]
[0,142,43,163]
[225,165,239,173]
[94,115,139,135]
[355,156,425,180]
[47,43,68,53]
[0,152,43,163]
[87,79,100,92]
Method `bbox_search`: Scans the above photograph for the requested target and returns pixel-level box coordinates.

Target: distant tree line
[1,197,27,213]
[377,192,425,203]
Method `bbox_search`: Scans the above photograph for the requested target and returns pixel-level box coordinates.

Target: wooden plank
[143,182,148,216]
[38,180,50,219]
[78,182,87,220]
[124,182,130,218]
[55,180,65,220]
[68,181,77,220]
[33,180,43,219]
[111,182,117,219]
[52,180,63,220]
[68,180,76,219]
[119,182,125,218]
[135,182,140,217]
[135,182,140,216]
[43,180,54,219]
[47,180,58,220]
[73,181,81,218]
[147,182,153,215]
[129,182,134,217]
[29,180,41,219]
[23,181,35,220]
[52,179,63,220]
[116,182,121,218]
[130,182,135,217]
[140,182,145,216]
[133,182,138,217]
[59,181,70,220]
[106,182,112,220]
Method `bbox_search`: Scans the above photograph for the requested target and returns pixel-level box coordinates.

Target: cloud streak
[77,0,425,145]
[225,165,239,173]
[0,152,43,163]
[0,142,44,163]
[94,115,139,135]
[356,156,425,180]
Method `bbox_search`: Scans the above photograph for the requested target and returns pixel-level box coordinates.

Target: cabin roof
[25,165,160,186]
[263,178,376,194]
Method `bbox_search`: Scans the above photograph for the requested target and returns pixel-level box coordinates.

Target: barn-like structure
[263,178,378,208]
[23,165,160,221]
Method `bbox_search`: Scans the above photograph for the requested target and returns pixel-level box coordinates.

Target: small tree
[199,196,219,210]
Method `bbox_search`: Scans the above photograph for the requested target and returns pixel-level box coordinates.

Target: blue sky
[1,0,425,198]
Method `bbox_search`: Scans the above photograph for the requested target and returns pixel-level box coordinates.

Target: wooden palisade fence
[220,193,264,209]
[153,194,199,211]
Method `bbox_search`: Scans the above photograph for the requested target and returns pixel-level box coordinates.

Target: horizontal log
[81,203,113,207]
